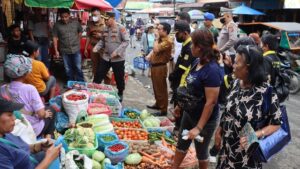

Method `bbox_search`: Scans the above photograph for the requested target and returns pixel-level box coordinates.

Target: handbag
[176,86,204,113]
[255,87,291,162]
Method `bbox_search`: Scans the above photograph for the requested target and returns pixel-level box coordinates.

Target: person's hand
[44,144,62,163]
[240,136,248,150]
[84,49,89,57]
[215,130,222,150]
[41,138,54,151]
[92,46,98,53]
[173,106,181,118]
[223,54,232,67]
[45,109,53,119]
[188,127,201,140]
[111,51,118,58]
[218,53,224,65]
[54,50,60,59]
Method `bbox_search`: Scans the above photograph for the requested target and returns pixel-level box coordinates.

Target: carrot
[152,152,161,157]
[159,155,165,162]
[139,151,155,160]
[142,156,161,166]
[161,136,168,147]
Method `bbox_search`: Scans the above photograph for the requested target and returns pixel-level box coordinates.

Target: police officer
[169,20,195,129]
[217,7,238,74]
[93,12,129,101]
[146,22,173,116]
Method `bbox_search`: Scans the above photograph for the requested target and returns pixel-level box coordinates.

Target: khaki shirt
[52,19,82,54]
[150,36,173,65]
[94,24,129,62]
[217,21,238,55]
[86,21,105,46]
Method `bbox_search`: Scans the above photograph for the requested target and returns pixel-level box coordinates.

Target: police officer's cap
[204,12,215,21]
[174,20,191,34]
[101,11,115,19]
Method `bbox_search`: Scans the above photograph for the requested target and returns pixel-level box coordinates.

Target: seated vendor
[1,54,55,138]
[23,40,56,99]
[0,97,61,169]
[7,24,28,54]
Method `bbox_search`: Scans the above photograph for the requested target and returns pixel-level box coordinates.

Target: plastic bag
[55,112,69,133]
[12,115,37,144]
[49,95,63,112]
[62,90,89,125]
[64,150,93,169]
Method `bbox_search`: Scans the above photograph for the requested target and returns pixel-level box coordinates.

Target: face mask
[220,17,226,24]
[92,16,99,22]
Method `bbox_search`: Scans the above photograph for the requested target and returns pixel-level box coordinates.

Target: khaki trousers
[151,65,168,112]
[90,49,101,75]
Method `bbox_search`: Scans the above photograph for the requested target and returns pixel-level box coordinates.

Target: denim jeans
[62,51,84,81]
[37,43,50,68]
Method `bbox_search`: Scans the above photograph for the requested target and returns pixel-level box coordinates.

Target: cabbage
[140,109,150,120]
[92,160,101,169]
[144,120,153,127]
[144,117,160,127]
[92,151,105,162]
[102,158,111,169]
[125,153,142,165]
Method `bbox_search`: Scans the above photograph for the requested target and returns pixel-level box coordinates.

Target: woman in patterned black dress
[215,45,282,169]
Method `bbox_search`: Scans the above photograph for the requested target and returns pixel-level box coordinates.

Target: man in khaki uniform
[93,12,129,101]
[146,22,173,116]
[84,8,105,78]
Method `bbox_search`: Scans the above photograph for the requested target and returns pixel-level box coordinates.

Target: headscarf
[4,54,32,79]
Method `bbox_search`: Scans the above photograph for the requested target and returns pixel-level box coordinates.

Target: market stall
[49,81,198,169]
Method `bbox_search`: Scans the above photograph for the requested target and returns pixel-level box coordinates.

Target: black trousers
[94,58,125,95]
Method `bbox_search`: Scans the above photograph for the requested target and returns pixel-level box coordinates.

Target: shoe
[118,95,123,102]
[151,112,167,116]
[146,104,160,110]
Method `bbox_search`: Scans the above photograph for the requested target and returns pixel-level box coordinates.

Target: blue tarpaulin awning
[233,3,265,15]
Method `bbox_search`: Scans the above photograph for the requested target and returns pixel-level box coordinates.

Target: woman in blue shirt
[172,30,222,169]
[0,97,61,169]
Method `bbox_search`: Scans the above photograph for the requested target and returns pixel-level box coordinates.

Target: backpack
[265,56,290,103]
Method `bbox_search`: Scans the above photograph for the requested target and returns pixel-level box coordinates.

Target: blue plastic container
[133,56,149,70]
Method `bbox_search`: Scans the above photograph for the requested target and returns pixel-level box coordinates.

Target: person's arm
[52,24,59,58]
[141,33,147,52]
[220,23,238,53]
[40,62,50,81]
[112,26,129,57]
[84,24,91,56]
[153,38,172,54]
[93,39,103,53]
[35,144,62,169]
[196,87,220,130]
[28,20,35,41]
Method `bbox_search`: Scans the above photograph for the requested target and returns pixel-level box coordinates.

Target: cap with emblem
[220,7,233,16]
[102,11,115,19]
[204,12,215,21]
[174,20,191,33]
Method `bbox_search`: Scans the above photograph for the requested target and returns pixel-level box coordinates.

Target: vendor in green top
[200,12,219,43]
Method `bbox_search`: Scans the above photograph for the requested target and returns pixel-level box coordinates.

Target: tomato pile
[115,129,148,140]
[108,143,125,152]
[111,120,142,128]
[66,94,87,101]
